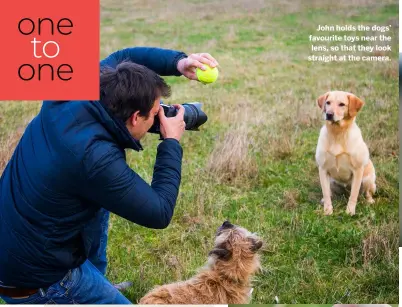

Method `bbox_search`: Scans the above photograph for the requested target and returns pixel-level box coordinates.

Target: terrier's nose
[221,221,233,228]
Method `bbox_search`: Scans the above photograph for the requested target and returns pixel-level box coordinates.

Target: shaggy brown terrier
[139,221,263,304]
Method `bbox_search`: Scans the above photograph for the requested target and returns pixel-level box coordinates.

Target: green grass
[0,0,398,304]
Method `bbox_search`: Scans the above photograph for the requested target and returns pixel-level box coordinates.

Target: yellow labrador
[315,91,376,216]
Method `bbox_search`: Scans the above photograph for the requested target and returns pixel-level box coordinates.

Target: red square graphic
[0,0,100,100]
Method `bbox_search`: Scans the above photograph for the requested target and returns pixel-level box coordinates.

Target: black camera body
[148,102,208,136]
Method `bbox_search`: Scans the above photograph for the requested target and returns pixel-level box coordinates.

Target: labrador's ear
[208,248,232,261]
[317,92,330,110]
[347,94,365,118]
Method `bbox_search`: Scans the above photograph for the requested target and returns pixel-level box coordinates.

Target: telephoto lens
[148,102,208,135]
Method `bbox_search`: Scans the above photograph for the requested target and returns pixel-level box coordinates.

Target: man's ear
[347,94,365,118]
[128,111,141,127]
[317,92,330,110]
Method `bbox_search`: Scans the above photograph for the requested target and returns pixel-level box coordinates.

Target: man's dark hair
[100,61,171,122]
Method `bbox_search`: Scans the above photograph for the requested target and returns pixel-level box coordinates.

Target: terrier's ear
[249,237,263,252]
[208,248,232,261]
[317,92,330,110]
[347,94,365,118]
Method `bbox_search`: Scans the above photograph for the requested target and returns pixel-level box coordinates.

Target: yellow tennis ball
[196,64,219,84]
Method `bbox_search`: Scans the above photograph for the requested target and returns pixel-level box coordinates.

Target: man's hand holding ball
[177,53,219,83]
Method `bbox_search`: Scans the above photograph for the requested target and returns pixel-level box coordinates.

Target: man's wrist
[174,53,187,75]
[157,138,183,160]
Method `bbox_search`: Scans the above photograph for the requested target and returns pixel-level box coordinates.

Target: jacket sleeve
[82,138,183,229]
[100,47,187,76]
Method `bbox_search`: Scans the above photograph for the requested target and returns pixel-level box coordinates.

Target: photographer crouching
[0,47,218,304]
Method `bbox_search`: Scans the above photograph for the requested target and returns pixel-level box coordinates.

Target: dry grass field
[0,0,398,304]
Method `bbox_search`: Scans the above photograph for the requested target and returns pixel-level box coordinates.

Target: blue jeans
[1,209,132,304]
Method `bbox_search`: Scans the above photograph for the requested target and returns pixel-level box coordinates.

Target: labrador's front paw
[346,202,356,216]
[324,204,333,215]
[366,197,375,204]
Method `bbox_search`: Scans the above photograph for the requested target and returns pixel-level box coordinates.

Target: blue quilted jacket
[0,47,187,288]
